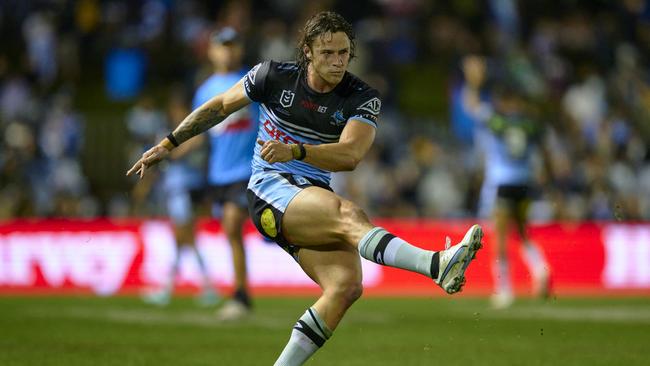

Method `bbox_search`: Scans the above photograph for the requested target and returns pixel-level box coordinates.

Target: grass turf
[0,295,648,365]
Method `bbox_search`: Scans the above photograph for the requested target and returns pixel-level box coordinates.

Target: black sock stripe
[373,233,396,265]
[294,320,326,347]
[431,252,440,279]
[307,309,327,339]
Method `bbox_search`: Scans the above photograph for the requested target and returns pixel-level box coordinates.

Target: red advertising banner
[0,219,648,296]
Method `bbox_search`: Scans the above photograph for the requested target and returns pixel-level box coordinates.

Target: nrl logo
[280,89,295,108]
[330,109,346,126]
[358,97,381,115]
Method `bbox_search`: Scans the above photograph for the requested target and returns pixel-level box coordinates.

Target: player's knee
[327,281,363,307]
[337,200,370,242]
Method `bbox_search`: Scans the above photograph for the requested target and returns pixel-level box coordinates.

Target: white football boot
[434,224,484,294]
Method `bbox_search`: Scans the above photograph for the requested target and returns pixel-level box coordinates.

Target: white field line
[25,306,288,329]
[23,306,393,328]
[478,306,650,324]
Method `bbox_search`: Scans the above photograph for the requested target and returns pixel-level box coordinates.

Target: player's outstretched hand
[257,139,293,164]
[126,145,170,179]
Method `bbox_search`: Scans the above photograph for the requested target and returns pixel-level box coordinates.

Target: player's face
[305,31,351,86]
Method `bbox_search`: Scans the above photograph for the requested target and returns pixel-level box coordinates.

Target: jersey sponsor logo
[301,100,328,113]
[247,64,261,85]
[330,109,346,126]
[358,97,381,115]
[263,120,299,144]
[280,90,295,108]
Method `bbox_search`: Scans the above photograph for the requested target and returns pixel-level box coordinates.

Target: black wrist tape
[297,143,306,160]
[167,133,179,147]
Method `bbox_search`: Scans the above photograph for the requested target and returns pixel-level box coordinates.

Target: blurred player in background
[195,27,259,321]
[128,12,483,366]
[142,90,219,307]
[462,55,552,309]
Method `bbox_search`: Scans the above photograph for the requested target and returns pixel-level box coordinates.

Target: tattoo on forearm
[173,106,225,144]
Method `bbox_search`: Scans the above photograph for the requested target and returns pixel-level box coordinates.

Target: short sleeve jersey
[243,61,381,184]
[193,70,258,185]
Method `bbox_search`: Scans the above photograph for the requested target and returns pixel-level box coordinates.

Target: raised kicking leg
[282,186,483,293]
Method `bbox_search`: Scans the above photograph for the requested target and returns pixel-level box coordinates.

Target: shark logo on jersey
[330,109,346,126]
[358,97,381,115]
[280,89,295,108]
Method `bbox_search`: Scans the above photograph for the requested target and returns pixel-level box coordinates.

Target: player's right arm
[126,81,251,178]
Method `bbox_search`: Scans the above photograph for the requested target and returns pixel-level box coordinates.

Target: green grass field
[1,295,648,365]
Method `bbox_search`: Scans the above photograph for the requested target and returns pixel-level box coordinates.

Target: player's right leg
[280,184,482,294]
[273,243,362,366]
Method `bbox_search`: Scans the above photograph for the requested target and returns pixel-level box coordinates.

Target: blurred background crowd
[1,0,649,221]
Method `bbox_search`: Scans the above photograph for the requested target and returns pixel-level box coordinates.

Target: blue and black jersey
[243,61,381,185]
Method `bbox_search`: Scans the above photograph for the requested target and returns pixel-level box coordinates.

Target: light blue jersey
[193,71,259,185]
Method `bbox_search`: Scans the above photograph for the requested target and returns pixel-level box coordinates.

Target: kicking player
[128,12,483,366]
[194,27,259,320]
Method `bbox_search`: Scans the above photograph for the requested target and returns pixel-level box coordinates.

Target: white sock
[358,227,438,279]
[521,241,548,278]
[274,308,332,366]
[493,258,512,294]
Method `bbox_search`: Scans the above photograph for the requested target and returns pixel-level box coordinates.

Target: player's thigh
[282,186,373,247]
[297,243,363,294]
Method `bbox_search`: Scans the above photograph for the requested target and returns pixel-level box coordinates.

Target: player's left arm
[303,119,375,171]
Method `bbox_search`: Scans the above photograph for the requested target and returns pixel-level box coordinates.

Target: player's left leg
[514,199,550,299]
[274,243,362,366]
